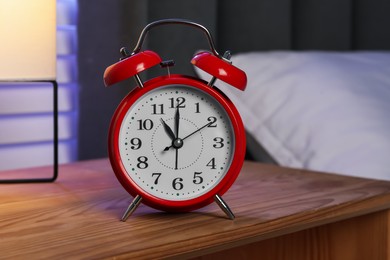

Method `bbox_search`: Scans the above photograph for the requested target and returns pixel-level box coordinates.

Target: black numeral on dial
[130,138,142,150]
[152,173,161,185]
[207,116,217,127]
[151,104,164,115]
[213,137,224,148]
[137,156,148,169]
[169,97,186,108]
[137,119,153,130]
[193,172,203,184]
[172,177,184,190]
[206,158,216,169]
[195,102,200,113]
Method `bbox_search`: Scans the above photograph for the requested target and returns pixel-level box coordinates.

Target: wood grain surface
[1,159,390,259]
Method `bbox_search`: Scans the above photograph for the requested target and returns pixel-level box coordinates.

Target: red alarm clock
[104,19,247,221]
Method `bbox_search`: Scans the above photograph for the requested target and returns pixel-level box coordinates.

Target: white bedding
[195,51,390,180]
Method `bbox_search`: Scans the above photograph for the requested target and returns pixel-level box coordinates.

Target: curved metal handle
[131,19,221,58]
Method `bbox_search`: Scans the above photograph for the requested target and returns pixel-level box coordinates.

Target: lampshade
[0,0,56,81]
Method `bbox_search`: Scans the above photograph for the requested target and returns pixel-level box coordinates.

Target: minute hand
[182,121,212,141]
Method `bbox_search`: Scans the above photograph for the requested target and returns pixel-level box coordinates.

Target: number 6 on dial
[104,19,247,221]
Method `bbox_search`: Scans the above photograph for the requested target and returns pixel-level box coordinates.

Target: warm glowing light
[0,0,56,81]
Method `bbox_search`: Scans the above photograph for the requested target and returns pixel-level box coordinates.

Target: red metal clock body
[109,74,246,212]
[104,19,247,220]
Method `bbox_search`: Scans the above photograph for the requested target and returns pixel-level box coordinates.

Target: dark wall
[292,0,353,50]
[354,0,390,49]
[218,0,292,52]
[78,0,147,160]
[291,0,390,50]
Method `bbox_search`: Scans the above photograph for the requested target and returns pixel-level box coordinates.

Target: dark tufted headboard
[218,0,390,52]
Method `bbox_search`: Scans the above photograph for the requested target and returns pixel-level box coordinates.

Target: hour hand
[160,118,175,140]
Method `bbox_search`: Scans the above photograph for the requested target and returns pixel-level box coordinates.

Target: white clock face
[119,85,235,201]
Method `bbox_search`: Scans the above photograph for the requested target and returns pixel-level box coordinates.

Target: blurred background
[1,0,390,175]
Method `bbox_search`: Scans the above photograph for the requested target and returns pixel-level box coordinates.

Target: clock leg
[214,194,235,220]
[121,195,142,222]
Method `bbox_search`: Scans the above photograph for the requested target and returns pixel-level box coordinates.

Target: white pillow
[195,51,390,180]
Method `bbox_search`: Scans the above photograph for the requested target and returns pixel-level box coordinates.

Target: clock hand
[163,121,212,151]
[175,149,178,170]
[174,106,180,169]
[181,121,212,141]
[175,105,180,138]
[160,118,175,140]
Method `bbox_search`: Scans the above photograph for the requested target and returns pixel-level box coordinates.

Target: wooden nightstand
[1,159,390,259]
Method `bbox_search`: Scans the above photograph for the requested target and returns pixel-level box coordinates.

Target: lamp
[0,0,56,80]
[0,0,58,182]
